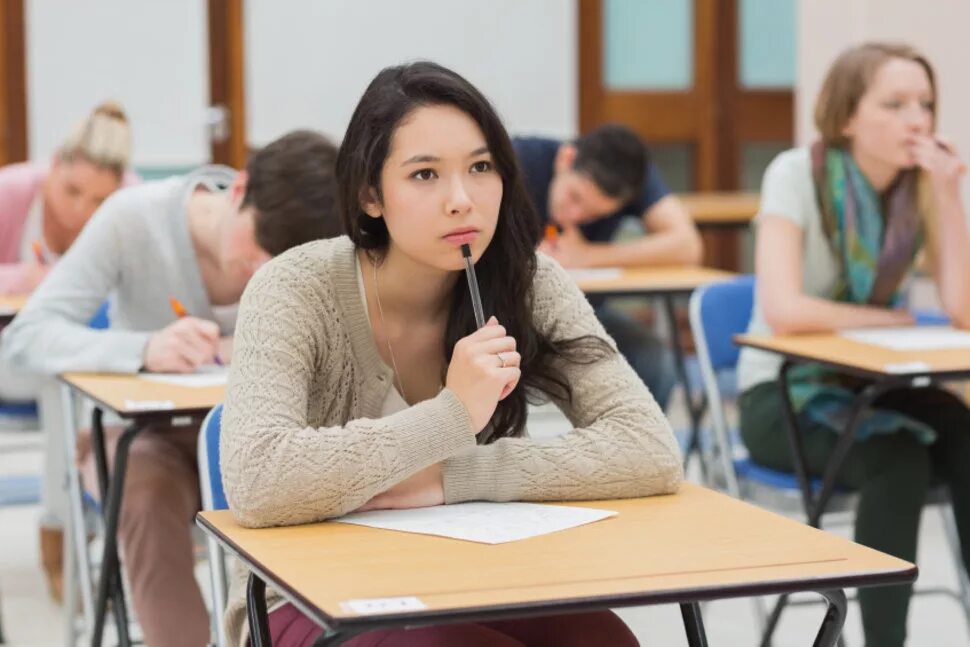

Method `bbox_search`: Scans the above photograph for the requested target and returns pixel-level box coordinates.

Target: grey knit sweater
[0,166,237,373]
[221,236,683,645]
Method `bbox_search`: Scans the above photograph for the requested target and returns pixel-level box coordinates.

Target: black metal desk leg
[90,414,143,647]
[809,380,903,528]
[680,602,709,647]
[758,593,789,647]
[247,572,271,647]
[89,409,130,646]
[813,590,847,647]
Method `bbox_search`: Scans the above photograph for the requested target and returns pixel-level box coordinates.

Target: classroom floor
[1,388,969,646]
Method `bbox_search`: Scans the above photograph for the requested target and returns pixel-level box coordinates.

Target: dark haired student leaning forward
[513,127,702,409]
[1,130,341,647]
[221,61,683,647]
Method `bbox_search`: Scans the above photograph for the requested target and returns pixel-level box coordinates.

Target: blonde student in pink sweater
[222,61,683,647]
[0,100,136,602]
[0,100,137,296]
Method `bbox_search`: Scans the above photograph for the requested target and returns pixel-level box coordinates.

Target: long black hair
[336,61,611,441]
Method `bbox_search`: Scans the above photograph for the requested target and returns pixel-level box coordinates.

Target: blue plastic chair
[197,404,229,647]
[688,275,854,505]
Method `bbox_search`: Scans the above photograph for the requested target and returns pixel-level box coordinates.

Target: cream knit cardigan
[220,236,683,645]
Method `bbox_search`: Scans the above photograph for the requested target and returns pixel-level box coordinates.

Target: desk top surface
[736,332,970,379]
[60,372,224,419]
[678,192,759,226]
[0,295,28,319]
[198,483,914,627]
[576,266,735,295]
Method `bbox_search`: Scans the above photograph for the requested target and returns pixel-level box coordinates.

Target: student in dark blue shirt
[513,125,702,408]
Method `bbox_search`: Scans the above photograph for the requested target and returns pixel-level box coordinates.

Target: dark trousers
[740,382,970,647]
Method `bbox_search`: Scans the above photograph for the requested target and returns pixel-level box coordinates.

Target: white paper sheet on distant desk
[840,326,970,351]
[138,366,228,388]
[568,268,623,283]
[334,502,617,544]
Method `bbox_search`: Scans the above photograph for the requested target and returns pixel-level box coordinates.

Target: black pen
[461,244,486,328]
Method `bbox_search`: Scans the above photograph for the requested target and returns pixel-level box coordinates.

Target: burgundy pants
[268,602,639,646]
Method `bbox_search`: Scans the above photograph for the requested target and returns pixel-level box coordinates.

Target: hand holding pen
[140,297,223,373]
[444,245,521,434]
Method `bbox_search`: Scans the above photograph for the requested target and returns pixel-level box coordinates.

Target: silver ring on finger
[497,352,507,368]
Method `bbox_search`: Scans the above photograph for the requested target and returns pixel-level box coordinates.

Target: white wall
[26,0,209,167]
[244,0,577,147]
[797,0,970,206]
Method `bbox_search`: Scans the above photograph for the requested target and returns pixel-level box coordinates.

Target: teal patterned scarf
[788,143,932,443]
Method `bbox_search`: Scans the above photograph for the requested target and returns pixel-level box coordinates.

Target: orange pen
[31,240,46,265]
[169,296,223,366]
[168,296,189,319]
[544,224,559,244]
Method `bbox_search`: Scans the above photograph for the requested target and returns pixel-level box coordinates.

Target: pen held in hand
[31,240,46,265]
[168,295,224,366]
[544,224,559,245]
[460,244,486,329]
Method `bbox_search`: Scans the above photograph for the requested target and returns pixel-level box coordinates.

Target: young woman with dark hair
[221,61,682,646]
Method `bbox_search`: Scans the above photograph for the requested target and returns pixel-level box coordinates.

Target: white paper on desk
[334,502,616,544]
[840,326,970,351]
[567,268,622,282]
[138,365,228,388]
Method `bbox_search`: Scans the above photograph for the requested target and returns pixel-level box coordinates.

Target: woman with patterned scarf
[737,43,970,646]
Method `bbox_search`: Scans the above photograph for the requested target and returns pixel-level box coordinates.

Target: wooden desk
[678,192,760,229]
[576,266,735,467]
[734,331,970,520]
[0,295,27,325]
[199,483,914,646]
[59,372,224,646]
[60,372,226,421]
[734,331,970,641]
[576,266,735,298]
[736,332,970,381]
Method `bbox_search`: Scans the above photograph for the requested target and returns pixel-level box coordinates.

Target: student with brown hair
[1,129,341,646]
[221,61,682,647]
[738,42,970,646]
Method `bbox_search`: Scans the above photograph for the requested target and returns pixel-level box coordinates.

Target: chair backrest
[197,403,230,647]
[88,300,111,330]
[688,275,755,497]
[691,275,755,372]
[198,403,227,511]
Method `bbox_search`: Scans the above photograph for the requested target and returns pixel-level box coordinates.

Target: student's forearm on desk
[585,229,702,268]
[1,315,150,374]
[441,256,683,504]
[763,294,913,335]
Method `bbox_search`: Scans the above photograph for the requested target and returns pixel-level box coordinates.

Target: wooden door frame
[0,1,248,169]
[579,0,722,190]
[714,0,793,188]
[578,0,792,190]
[0,0,27,165]
[208,0,247,168]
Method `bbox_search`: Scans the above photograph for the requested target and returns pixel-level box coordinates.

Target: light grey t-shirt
[736,147,841,392]
[1,166,238,375]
